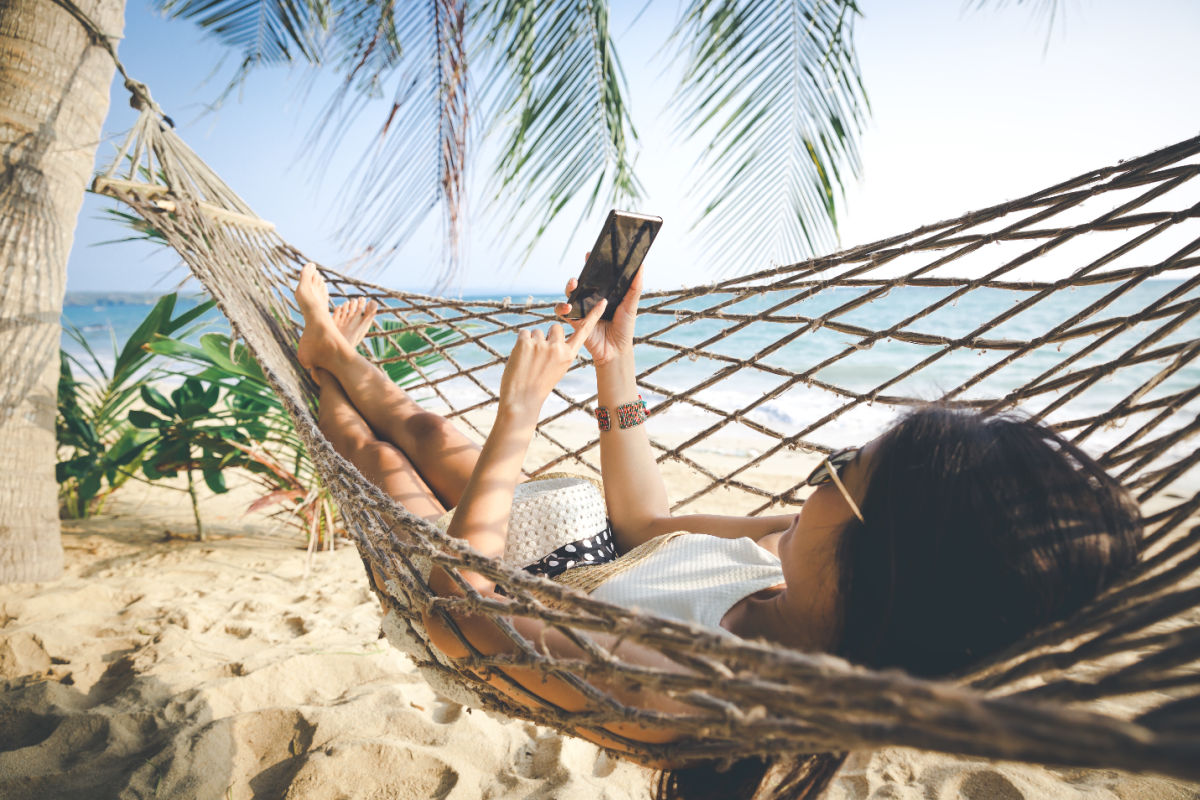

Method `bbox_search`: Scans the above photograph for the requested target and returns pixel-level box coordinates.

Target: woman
[294,263,1141,799]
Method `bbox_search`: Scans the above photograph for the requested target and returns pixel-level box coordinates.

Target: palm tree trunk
[0,0,124,583]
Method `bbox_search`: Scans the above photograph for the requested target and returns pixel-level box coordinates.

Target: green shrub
[146,319,457,545]
[56,294,214,517]
[58,291,457,544]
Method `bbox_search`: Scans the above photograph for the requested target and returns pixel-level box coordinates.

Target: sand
[2,463,1199,799]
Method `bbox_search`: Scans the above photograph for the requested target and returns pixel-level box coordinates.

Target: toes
[304,262,323,290]
[298,264,315,297]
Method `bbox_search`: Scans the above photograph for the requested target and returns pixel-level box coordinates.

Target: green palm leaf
[157,0,328,80]
[671,0,867,275]
[157,0,1066,281]
[322,0,470,289]
[478,0,640,261]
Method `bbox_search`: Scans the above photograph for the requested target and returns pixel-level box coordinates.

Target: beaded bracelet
[595,396,647,431]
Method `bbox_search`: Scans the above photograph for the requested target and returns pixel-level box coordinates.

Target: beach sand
[2,452,1198,799]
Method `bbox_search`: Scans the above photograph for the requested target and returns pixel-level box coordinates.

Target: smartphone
[566,210,662,321]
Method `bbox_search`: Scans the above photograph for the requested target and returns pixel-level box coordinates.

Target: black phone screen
[567,210,662,321]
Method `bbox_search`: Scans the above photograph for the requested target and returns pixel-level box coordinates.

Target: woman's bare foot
[295,263,342,371]
[332,297,378,350]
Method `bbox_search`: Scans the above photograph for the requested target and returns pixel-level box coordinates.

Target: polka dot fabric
[500,473,618,574]
[525,524,618,579]
[435,474,618,581]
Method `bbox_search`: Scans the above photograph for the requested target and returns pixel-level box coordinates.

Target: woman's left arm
[433,406,536,593]
[431,301,607,596]
[644,513,795,542]
[418,298,696,747]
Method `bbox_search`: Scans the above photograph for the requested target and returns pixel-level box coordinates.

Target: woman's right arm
[557,270,674,551]
[558,271,789,550]
[592,349,673,550]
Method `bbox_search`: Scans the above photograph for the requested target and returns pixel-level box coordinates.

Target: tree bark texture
[0,0,124,583]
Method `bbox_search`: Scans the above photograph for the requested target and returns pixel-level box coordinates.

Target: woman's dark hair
[656,406,1142,800]
[836,406,1140,675]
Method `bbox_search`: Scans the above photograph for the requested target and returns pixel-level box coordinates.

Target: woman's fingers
[569,299,607,354]
[547,323,565,343]
[621,269,644,315]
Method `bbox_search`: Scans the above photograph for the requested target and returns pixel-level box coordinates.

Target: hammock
[92,97,1200,779]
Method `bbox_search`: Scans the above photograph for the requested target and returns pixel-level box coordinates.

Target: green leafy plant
[146,333,335,543]
[129,377,264,541]
[59,290,460,543]
[366,318,461,384]
[56,294,216,517]
[133,2,1064,282]
[146,321,458,545]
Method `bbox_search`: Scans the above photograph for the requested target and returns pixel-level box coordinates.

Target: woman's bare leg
[316,368,445,521]
[296,264,481,507]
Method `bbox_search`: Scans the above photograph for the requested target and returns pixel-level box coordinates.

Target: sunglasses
[804,447,865,523]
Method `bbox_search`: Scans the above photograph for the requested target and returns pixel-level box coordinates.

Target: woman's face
[789,439,876,544]
[774,439,879,645]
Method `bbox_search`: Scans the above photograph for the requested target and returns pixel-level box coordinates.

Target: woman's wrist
[594,348,635,377]
[495,400,542,431]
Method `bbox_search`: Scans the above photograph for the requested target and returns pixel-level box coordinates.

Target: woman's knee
[403,410,459,447]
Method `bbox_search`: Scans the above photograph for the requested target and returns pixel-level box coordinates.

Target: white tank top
[589,534,786,634]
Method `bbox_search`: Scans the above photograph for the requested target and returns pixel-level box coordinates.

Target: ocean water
[630,282,1200,442]
[61,294,229,368]
[63,280,1200,492]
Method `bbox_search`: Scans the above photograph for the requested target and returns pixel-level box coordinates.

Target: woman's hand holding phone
[555,258,643,367]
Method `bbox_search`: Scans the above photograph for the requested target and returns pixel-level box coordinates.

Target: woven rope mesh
[94,111,1200,778]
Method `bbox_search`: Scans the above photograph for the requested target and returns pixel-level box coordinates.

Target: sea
[63,281,1200,493]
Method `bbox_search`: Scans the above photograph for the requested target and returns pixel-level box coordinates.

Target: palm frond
[672,0,867,275]
[156,0,329,80]
[478,0,641,263]
[324,1,405,91]
[316,0,471,290]
[298,1,405,171]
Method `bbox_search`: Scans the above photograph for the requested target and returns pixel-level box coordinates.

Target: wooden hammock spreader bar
[92,176,277,233]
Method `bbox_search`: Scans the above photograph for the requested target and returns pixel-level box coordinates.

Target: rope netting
[93,106,1200,778]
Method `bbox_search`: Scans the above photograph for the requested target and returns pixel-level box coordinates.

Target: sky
[64,0,1200,297]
